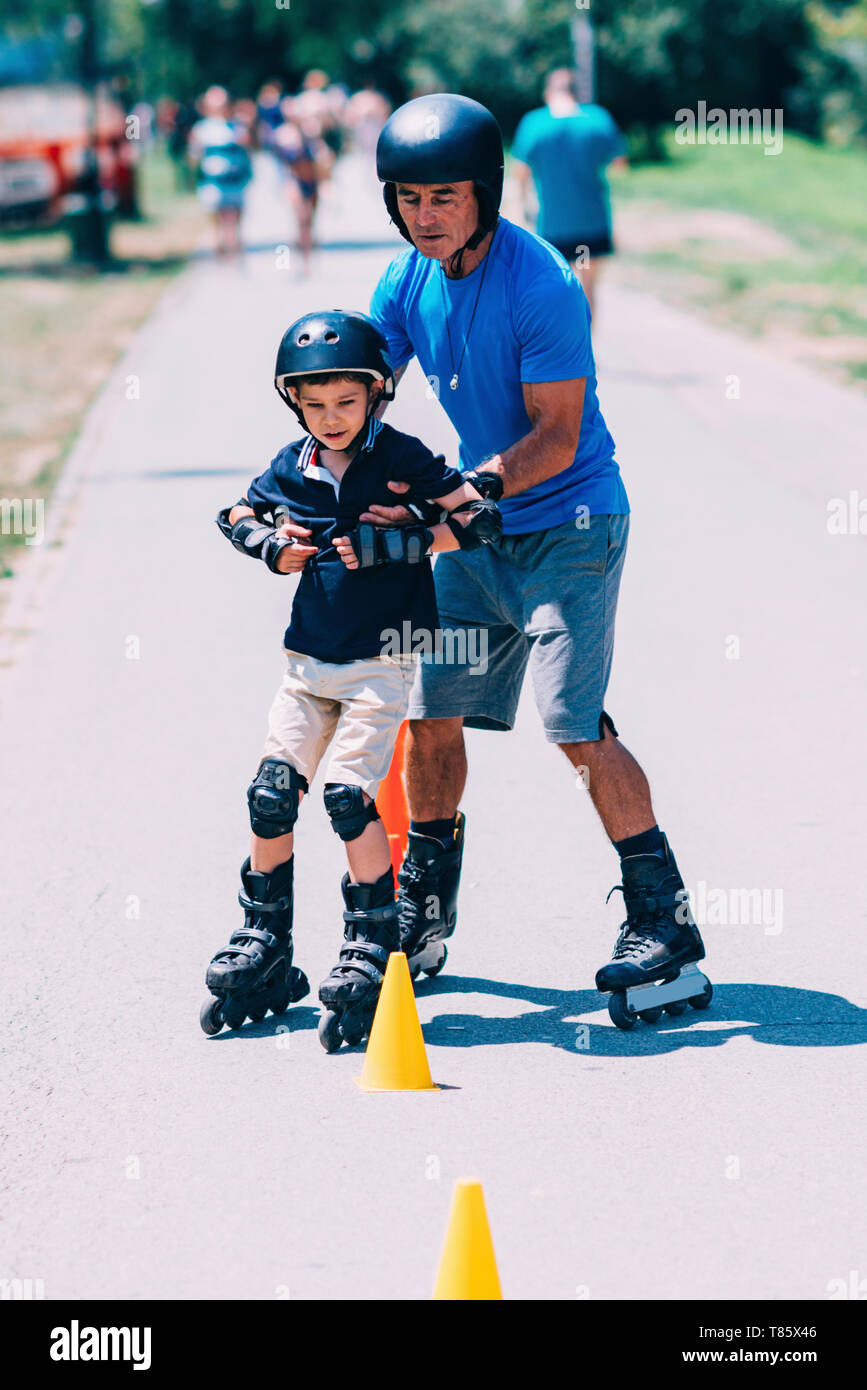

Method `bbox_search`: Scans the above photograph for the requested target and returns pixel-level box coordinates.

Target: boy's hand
[333,536,359,570]
[273,519,318,573]
[358,479,414,527]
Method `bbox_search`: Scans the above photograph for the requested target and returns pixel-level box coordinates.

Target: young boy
[200,310,502,1052]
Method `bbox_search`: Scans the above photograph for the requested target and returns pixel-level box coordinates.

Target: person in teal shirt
[512,68,627,317]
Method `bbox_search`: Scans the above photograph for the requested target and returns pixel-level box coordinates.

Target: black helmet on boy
[376,93,504,259]
[274,310,396,439]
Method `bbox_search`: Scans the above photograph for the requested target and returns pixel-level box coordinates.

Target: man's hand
[358,479,414,527]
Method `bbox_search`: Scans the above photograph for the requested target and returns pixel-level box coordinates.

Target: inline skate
[596,835,713,1030]
[396,812,465,979]
[200,856,309,1035]
[318,866,399,1052]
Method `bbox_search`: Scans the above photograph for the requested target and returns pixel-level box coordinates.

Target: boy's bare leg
[250,831,293,872]
[404,717,466,819]
[251,790,391,881]
[345,796,392,882]
[250,790,303,872]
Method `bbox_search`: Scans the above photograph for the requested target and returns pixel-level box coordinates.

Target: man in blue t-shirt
[512,68,628,317]
[366,94,711,1025]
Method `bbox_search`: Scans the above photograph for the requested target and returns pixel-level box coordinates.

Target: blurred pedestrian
[269,97,334,274]
[256,80,284,139]
[231,98,260,150]
[294,70,344,157]
[162,98,196,191]
[512,68,628,318]
[188,85,253,259]
[344,83,391,160]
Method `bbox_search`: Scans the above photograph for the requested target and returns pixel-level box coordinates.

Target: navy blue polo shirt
[245,417,463,662]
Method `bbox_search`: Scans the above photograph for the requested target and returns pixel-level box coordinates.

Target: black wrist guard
[216,507,294,573]
[407,497,447,526]
[446,497,503,550]
[462,468,504,502]
[347,522,434,568]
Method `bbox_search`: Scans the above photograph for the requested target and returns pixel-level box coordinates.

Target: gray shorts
[407,514,629,742]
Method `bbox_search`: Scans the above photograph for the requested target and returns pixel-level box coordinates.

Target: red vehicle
[0,82,137,226]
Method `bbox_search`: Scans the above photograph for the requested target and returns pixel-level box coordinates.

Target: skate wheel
[664,1000,688,1016]
[339,1015,365,1048]
[221,999,248,1030]
[689,980,713,1010]
[289,967,310,1003]
[269,983,291,1016]
[639,1006,664,1023]
[200,997,224,1036]
[318,1010,343,1054]
[608,992,637,1031]
[424,945,447,978]
[247,1000,268,1023]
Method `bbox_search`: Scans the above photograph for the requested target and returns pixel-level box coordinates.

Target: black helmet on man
[376,93,504,255]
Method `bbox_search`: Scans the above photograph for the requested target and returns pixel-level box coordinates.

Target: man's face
[395,180,479,260]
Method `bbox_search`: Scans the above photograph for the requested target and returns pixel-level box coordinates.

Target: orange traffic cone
[355,951,438,1092]
[376,721,409,884]
[433,1179,503,1300]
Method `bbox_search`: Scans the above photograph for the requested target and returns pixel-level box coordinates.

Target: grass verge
[607,132,867,387]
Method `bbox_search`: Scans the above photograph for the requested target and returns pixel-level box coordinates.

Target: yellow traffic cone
[433,1179,503,1300]
[355,951,439,1091]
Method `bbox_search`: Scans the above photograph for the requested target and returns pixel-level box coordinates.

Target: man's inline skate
[200,856,309,1035]
[318,866,399,1052]
[596,835,713,1030]
[396,812,465,980]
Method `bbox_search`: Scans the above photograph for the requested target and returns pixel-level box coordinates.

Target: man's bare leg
[559,723,709,1011]
[558,722,655,842]
[398,718,467,974]
[404,716,466,820]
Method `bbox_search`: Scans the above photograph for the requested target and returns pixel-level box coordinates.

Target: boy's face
[291,378,378,450]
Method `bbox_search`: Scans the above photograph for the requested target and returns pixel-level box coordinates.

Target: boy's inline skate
[200,856,309,1035]
[318,866,399,1052]
[596,835,713,1030]
[396,812,465,979]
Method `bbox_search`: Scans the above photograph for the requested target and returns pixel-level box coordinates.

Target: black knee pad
[598,710,619,739]
[323,783,380,842]
[247,759,308,838]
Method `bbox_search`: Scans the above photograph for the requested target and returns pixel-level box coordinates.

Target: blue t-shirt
[245,417,463,662]
[190,117,252,191]
[370,217,628,532]
[512,104,626,243]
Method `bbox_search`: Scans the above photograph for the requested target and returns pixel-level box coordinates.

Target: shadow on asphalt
[414,976,867,1056]
[202,982,867,1057]
[206,1004,320,1040]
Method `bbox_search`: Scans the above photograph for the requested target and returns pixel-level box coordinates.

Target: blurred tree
[798,0,867,142]
[1,0,863,150]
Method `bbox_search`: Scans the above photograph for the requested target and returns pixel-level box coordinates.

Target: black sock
[614,825,665,860]
[410,816,457,843]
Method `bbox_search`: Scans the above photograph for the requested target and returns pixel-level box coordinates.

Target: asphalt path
[1,153,865,1300]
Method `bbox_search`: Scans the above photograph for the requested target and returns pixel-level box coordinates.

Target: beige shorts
[261,648,416,799]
